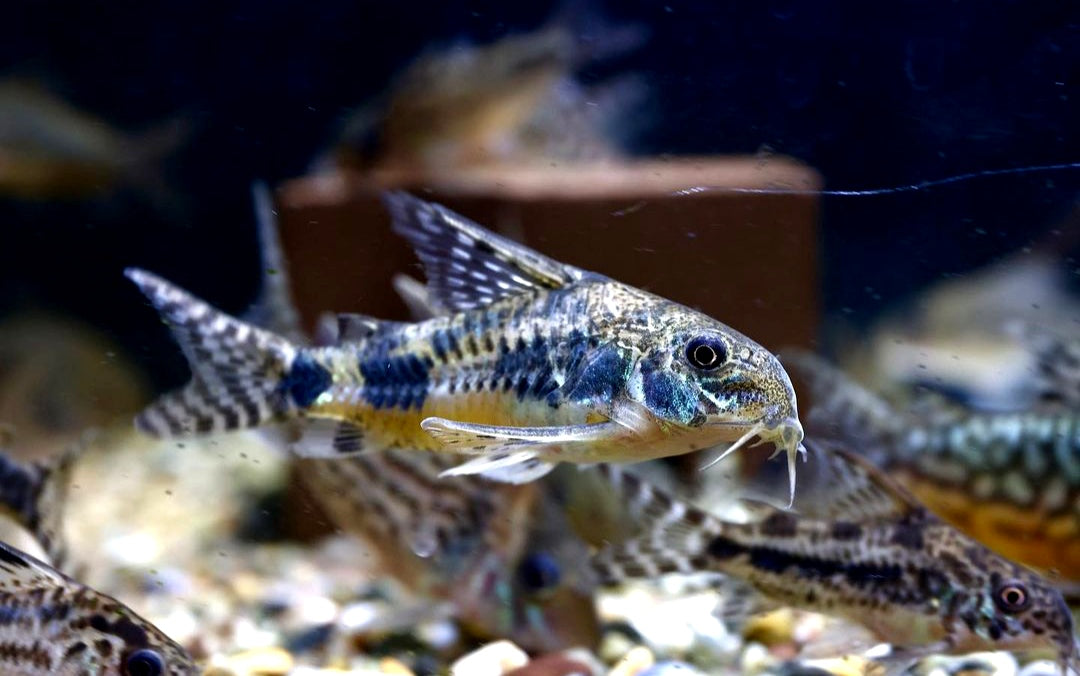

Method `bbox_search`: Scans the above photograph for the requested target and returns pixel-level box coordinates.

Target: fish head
[628,312,803,448]
[956,561,1076,666]
[58,604,196,676]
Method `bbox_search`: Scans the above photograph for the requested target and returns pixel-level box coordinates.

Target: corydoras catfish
[593,441,1079,672]
[126,192,806,495]
[245,183,600,651]
[0,432,195,675]
[786,348,1080,586]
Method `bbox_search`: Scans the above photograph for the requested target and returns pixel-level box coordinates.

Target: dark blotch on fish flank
[830,521,862,540]
[725,542,904,587]
[706,535,745,560]
[360,351,432,410]
[281,353,332,408]
[493,333,559,402]
[891,521,925,550]
[640,355,697,425]
[760,512,798,538]
[564,345,631,405]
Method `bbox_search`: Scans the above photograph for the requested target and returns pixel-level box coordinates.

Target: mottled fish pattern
[242,188,601,651]
[786,350,1080,584]
[127,192,805,495]
[592,441,1079,671]
[0,540,195,675]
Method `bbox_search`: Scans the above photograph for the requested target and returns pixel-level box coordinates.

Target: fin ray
[420,417,623,454]
[126,268,302,437]
[439,452,555,484]
[382,191,583,311]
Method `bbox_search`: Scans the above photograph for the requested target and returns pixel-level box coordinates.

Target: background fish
[785,349,1080,588]
[0,312,149,459]
[592,441,1079,672]
[0,540,196,676]
[0,431,195,675]
[127,191,805,496]
[0,79,187,201]
[329,10,649,172]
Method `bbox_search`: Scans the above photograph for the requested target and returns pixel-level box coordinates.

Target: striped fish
[127,191,806,499]
[785,349,1080,587]
[593,441,1080,672]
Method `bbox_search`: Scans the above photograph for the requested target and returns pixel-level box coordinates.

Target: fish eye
[518,552,561,592]
[685,336,726,370]
[124,649,164,676]
[993,580,1030,613]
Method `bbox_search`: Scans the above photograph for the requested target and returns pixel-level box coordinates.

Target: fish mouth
[704,415,804,445]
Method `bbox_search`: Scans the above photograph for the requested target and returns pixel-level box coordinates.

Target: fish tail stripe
[126,268,302,437]
[592,464,723,585]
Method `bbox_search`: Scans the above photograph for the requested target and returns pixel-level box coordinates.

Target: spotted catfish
[127,192,805,494]
[242,184,601,651]
[0,540,195,676]
[785,350,1080,586]
[593,441,1080,672]
[0,432,194,675]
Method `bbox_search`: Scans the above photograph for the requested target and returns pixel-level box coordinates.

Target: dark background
[0,0,1077,390]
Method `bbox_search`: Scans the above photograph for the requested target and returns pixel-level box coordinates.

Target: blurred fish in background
[325,6,651,173]
[836,205,1080,413]
[0,312,148,460]
[0,78,189,203]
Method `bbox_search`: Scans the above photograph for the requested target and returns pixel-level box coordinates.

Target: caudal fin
[125,268,312,437]
[590,464,723,583]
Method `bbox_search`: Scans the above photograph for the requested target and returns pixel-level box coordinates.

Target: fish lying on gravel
[127,191,806,498]
[785,349,1080,587]
[0,432,196,675]
[592,440,1080,673]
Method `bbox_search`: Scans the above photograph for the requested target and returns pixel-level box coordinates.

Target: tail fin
[125,268,307,437]
[0,426,83,569]
[589,464,723,584]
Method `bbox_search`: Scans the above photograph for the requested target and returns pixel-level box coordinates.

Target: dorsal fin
[244,181,306,343]
[382,192,584,312]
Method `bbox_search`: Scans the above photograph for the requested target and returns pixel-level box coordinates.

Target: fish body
[593,442,1079,670]
[787,350,1080,584]
[333,13,648,172]
[129,192,804,491]
[243,185,601,650]
[0,540,195,675]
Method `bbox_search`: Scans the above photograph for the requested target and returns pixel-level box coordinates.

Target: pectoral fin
[420,417,624,455]
[439,452,556,484]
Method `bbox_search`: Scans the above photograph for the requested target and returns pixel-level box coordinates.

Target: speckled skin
[0,541,194,675]
[787,351,1080,584]
[593,449,1079,669]
[305,275,801,461]
[126,192,803,481]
